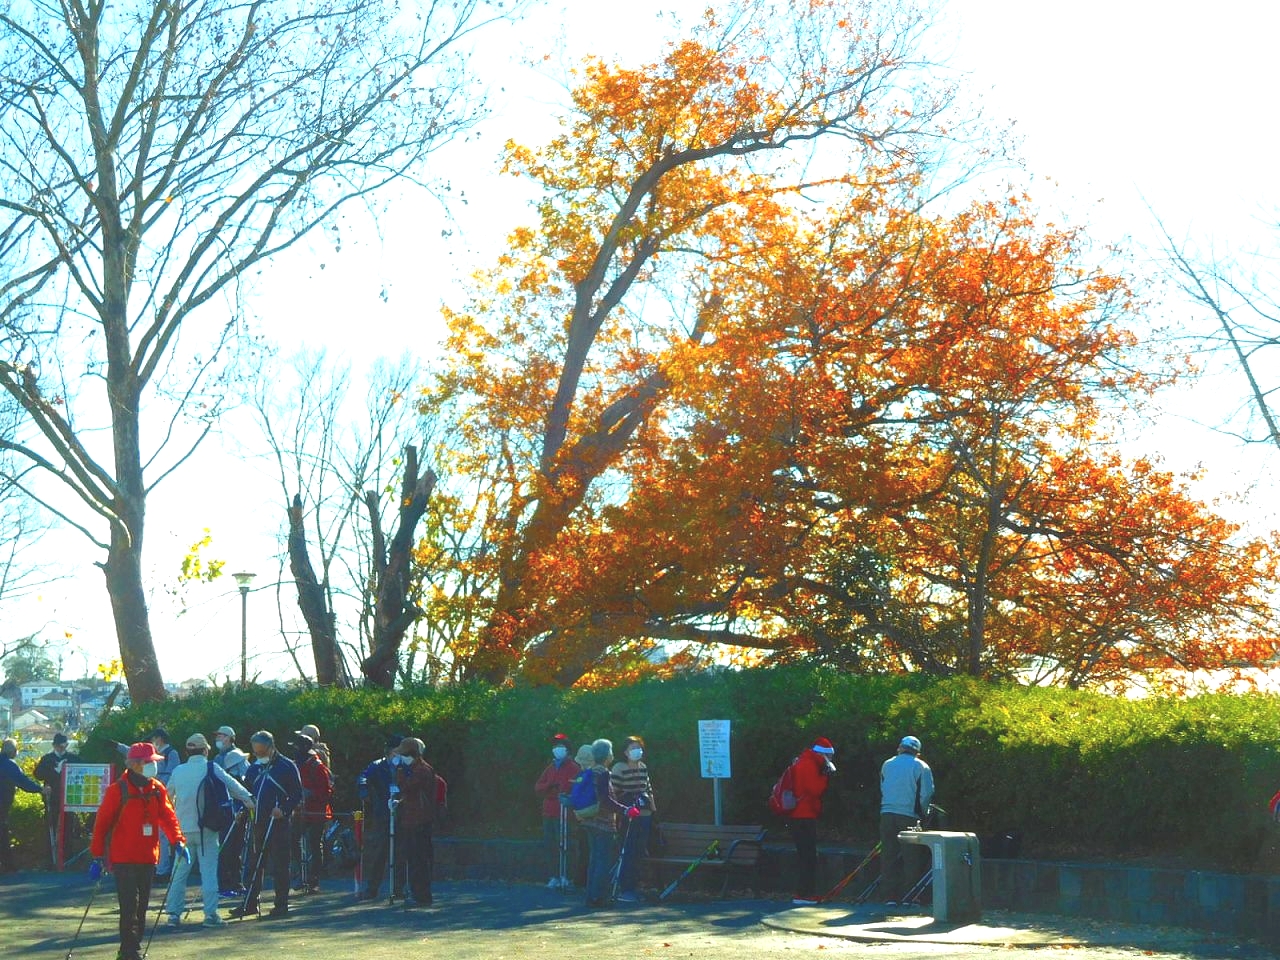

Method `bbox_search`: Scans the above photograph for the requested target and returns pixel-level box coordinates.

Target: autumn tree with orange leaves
[427,0,1279,689]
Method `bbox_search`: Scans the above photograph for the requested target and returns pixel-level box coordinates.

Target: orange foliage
[425,0,1279,689]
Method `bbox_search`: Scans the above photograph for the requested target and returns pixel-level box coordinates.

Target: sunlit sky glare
[14,0,1280,687]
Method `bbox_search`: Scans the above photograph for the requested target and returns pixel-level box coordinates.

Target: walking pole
[240,817,276,917]
[820,843,882,903]
[658,839,719,901]
[64,872,102,959]
[901,869,933,907]
[386,787,401,906]
[143,864,182,957]
[239,812,255,892]
[854,875,880,905]
[558,803,569,891]
[610,816,635,902]
[299,815,310,894]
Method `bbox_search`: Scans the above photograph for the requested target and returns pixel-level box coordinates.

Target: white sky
[14,0,1280,687]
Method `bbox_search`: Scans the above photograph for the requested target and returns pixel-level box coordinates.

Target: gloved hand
[626,806,641,819]
[88,859,103,882]
[178,843,191,864]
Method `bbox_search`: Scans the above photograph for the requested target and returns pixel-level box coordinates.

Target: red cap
[127,742,164,762]
[551,733,570,743]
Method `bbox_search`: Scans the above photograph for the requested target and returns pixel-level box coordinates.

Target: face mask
[255,755,270,765]
[627,748,643,762]
[142,762,158,779]
[216,738,229,752]
[552,746,568,761]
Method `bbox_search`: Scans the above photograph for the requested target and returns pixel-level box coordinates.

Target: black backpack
[196,760,234,833]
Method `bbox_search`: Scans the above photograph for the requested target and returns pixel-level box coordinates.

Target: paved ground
[2,872,1272,960]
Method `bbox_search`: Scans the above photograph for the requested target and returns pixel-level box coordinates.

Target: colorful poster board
[62,763,114,813]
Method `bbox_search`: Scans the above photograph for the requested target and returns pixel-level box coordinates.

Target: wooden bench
[647,821,766,897]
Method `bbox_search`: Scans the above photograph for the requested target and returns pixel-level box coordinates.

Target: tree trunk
[361,446,436,689]
[102,239,166,702]
[288,494,341,686]
[102,534,166,703]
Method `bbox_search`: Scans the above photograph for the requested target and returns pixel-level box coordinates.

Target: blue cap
[899,736,922,753]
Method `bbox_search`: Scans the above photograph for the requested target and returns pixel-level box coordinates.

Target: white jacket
[168,754,254,834]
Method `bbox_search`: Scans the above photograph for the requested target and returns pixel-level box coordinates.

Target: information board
[697,719,731,779]
[62,763,114,813]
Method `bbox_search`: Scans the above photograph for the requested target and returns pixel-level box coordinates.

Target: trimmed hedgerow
[60,667,1280,871]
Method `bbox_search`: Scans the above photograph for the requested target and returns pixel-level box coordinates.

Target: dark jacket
[0,755,43,807]
[244,753,302,818]
[34,750,78,798]
[358,757,394,821]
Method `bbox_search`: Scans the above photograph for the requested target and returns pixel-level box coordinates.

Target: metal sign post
[697,720,731,826]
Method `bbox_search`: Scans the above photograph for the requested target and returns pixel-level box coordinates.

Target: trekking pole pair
[557,802,570,891]
[239,817,277,917]
[820,842,881,903]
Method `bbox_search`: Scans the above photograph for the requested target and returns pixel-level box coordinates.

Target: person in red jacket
[292,732,333,894]
[788,736,835,905]
[90,743,186,960]
[534,732,580,889]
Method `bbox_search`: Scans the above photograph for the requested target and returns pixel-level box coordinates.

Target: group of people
[780,734,936,906]
[533,734,656,908]
[77,722,439,960]
[0,719,936,958]
[530,732,934,910]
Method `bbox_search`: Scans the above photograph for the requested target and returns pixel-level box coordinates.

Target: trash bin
[897,830,981,923]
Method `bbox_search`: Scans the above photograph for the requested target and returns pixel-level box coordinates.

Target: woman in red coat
[787,737,835,905]
[90,743,186,960]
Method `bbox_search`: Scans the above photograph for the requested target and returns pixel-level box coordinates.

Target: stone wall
[430,836,1280,943]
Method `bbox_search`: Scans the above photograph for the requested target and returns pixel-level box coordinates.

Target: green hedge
[61,668,1280,871]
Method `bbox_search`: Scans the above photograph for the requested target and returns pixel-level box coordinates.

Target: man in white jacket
[165,732,255,927]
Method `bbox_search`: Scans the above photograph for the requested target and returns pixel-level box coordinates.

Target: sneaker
[791,897,819,906]
[546,877,561,889]
[227,905,257,919]
[165,914,182,928]
[883,900,899,908]
[616,892,640,903]
[263,906,290,920]
[202,915,226,927]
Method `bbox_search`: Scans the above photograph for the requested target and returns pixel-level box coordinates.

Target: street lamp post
[233,572,256,688]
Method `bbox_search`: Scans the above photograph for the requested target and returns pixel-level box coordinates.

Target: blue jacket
[0,755,44,807]
[244,753,302,817]
[357,757,394,820]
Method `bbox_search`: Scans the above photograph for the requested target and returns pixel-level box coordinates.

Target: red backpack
[768,759,799,815]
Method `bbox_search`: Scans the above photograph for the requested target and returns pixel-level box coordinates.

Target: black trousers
[403,821,434,902]
[114,862,154,956]
[0,801,13,871]
[248,817,292,911]
[789,818,819,898]
[294,816,326,889]
[218,815,247,889]
[361,817,402,897]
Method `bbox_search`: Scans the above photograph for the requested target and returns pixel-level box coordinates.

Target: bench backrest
[656,822,765,865]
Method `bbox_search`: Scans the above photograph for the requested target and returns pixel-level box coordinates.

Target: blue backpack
[569,767,598,821]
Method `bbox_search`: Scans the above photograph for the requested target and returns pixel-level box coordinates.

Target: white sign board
[698,719,731,779]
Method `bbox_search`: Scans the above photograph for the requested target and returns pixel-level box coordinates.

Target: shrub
[43,666,1280,872]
